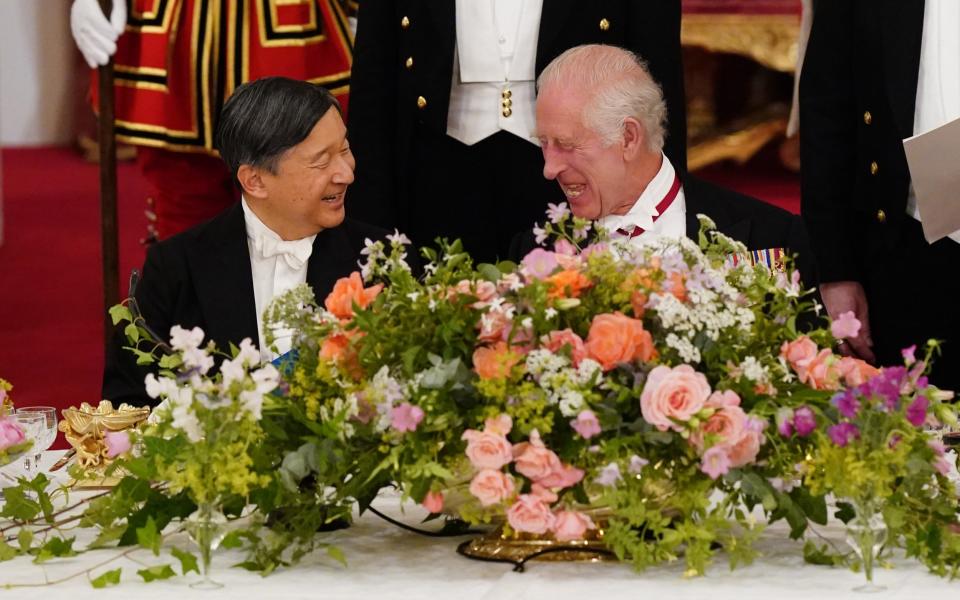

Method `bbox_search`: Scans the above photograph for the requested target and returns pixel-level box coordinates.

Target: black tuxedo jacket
[102,203,390,406]
[799,0,924,283]
[347,0,686,229]
[510,175,817,286]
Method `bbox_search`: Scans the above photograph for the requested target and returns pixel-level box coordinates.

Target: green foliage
[90,568,122,588]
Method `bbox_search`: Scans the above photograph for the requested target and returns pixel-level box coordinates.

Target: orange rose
[804,349,841,391]
[546,269,592,299]
[324,272,383,320]
[473,342,521,380]
[584,312,655,371]
[630,291,648,319]
[837,356,880,386]
[319,330,362,379]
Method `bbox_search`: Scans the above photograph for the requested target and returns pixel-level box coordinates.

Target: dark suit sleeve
[799,0,860,284]
[101,244,175,407]
[625,0,687,172]
[346,0,399,229]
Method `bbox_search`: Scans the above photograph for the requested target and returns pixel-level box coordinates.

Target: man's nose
[542,148,563,181]
[334,154,355,185]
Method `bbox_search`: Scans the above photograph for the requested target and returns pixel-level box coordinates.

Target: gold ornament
[58,400,150,470]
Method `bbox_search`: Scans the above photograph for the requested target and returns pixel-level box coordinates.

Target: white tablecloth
[1,453,956,599]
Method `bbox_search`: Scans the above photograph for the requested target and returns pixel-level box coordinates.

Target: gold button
[416,95,427,109]
[401,16,410,29]
[863,110,872,125]
[876,209,886,223]
[501,98,512,108]
[405,56,413,69]
[502,107,512,118]
[599,18,610,31]
[501,89,512,99]
[870,161,879,175]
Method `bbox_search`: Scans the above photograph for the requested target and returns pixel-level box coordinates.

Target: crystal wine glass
[15,407,57,472]
[11,412,44,478]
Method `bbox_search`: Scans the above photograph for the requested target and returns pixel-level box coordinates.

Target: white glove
[71,0,127,68]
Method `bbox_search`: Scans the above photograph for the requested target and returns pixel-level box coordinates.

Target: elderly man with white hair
[512,44,816,284]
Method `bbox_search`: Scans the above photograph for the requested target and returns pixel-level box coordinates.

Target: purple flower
[831,390,861,419]
[905,395,929,427]
[777,417,795,438]
[864,367,906,410]
[827,422,860,447]
[793,406,817,437]
[594,462,622,487]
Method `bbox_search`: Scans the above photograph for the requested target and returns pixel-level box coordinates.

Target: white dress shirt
[447,0,542,146]
[907,0,960,244]
[241,198,316,360]
[598,153,687,248]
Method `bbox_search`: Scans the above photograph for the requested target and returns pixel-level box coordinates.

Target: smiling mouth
[322,192,344,203]
[561,184,585,199]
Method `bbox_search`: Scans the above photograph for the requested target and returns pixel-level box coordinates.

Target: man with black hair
[103,77,388,406]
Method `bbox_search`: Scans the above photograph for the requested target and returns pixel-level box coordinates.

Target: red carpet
[0,145,799,448]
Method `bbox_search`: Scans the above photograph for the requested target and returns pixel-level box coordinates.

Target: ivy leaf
[790,487,828,525]
[0,485,42,521]
[124,323,141,344]
[158,354,183,370]
[17,528,34,552]
[108,304,133,326]
[834,501,855,524]
[220,530,244,550]
[137,564,176,582]
[131,348,155,366]
[171,546,199,575]
[90,568,122,588]
[326,545,347,567]
[34,537,77,563]
[0,537,17,561]
[802,540,840,566]
[136,516,161,556]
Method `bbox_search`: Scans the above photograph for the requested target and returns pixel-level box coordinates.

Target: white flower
[739,356,767,383]
[239,389,264,421]
[521,317,533,330]
[575,359,602,384]
[407,292,420,302]
[546,202,570,224]
[252,363,280,394]
[181,346,215,374]
[558,389,585,417]
[545,307,558,320]
[533,224,548,245]
[428,298,437,311]
[386,229,412,246]
[144,373,176,399]
[236,337,261,366]
[169,325,204,352]
[220,357,246,388]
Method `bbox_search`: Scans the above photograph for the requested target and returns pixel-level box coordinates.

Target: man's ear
[237,164,268,199]
[621,117,645,161]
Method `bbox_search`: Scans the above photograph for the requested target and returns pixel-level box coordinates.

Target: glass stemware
[11,413,44,479]
[15,407,57,473]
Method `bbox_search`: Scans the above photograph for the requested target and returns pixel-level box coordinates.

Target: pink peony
[390,403,424,433]
[640,365,711,432]
[422,490,444,514]
[461,429,513,470]
[830,311,862,340]
[0,418,26,451]
[507,495,555,534]
[541,329,587,367]
[103,430,132,458]
[521,248,560,280]
[552,510,596,542]
[570,410,602,439]
[469,469,516,506]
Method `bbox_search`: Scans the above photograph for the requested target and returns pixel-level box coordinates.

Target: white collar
[598,153,677,234]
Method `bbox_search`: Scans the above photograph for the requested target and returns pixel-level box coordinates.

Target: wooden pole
[97,0,119,348]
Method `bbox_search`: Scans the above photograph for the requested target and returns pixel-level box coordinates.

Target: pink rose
[507,495,556,534]
[837,357,880,386]
[541,329,587,367]
[521,248,560,280]
[726,417,766,468]
[422,491,444,514]
[640,365,711,432]
[461,429,513,470]
[484,414,513,436]
[469,469,516,506]
[104,430,132,458]
[530,483,558,504]
[830,311,861,340]
[478,306,514,343]
[780,336,818,380]
[513,431,563,481]
[536,463,585,489]
[570,410,601,439]
[689,392,747,451]
[552,510,596,542]
[803,349,841,390]
[390,403,425,433]
[0,418,26,450]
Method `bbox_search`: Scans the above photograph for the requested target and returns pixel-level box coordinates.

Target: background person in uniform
[347,0,687,265]
[800,0,960,390]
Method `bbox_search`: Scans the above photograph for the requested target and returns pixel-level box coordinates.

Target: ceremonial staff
[97,0,119,347]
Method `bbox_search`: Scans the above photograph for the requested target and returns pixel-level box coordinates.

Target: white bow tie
[255,235,313,270]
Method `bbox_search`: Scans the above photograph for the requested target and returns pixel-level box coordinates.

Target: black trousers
[407,128,565,265]
[864,219,960,392]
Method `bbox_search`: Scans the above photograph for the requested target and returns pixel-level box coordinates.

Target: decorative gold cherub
[58,400,150,470]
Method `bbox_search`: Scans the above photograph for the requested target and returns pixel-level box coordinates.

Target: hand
[819,280,876,363]
[70,0,127,68]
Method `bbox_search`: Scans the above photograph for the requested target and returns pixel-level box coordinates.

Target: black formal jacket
[102,203,390,406]
[347,0,687,230]
[799,0,924,284]
[510,175,817,286]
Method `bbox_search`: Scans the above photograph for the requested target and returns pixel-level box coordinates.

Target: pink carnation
[640,365,711,432]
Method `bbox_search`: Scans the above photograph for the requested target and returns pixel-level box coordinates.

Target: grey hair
[537,45,667,153]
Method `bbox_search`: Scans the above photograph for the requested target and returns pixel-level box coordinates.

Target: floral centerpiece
[266,206,960,577]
